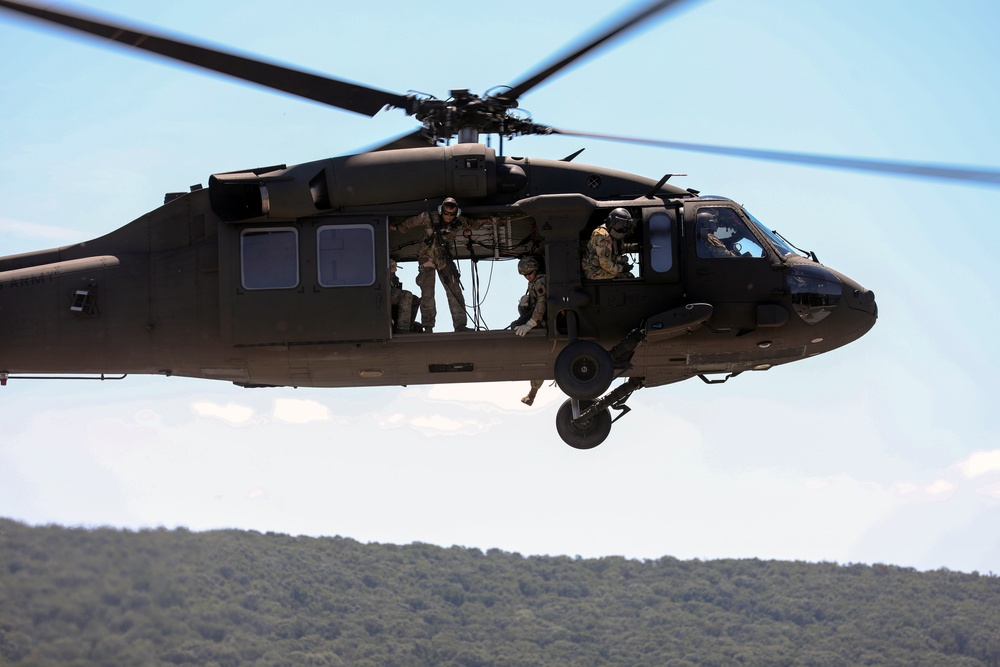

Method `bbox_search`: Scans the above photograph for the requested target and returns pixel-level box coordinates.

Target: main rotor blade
[553,129,1000,187]
[364,130,439,153]
[0,0,408,117]
[503,0,691,101]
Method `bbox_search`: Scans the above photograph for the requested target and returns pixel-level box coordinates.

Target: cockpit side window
[695,207,765,259]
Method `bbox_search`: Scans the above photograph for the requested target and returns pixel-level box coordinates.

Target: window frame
[240,227,300,291]
[316,223,377,288]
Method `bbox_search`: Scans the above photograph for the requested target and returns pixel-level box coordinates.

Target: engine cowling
[208,144,526,222]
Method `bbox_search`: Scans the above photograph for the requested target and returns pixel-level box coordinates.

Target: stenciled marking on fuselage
[0,273,57,290]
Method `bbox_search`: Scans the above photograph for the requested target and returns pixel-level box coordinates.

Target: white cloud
[926,480,954,496]
[409,414,499,436]
[425,381,563,410]
[273,398,329,424]
[133,409,162,427]
[379,413,408,429]
[191,401,255,424]
[958,450,1000,479]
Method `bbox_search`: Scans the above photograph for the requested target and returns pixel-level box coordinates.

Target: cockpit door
[221,215,390,346]
[683,203,784,330]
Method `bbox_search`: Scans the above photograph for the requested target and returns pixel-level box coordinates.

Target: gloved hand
[515,319,537,337]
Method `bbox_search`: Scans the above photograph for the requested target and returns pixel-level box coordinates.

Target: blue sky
[2,0,1000,573]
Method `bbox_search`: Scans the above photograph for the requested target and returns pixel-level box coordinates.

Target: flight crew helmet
[605,208,634,239]
[696,209,721,233]
[438,196,462,217]
[517,256,541,276]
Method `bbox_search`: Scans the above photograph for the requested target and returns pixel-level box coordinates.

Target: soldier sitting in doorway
[511,255,548,406]
[390,260,421,333]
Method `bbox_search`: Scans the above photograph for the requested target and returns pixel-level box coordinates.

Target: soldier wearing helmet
[512,255,547,405]
[389,259,421,333]
[390,197,482,332]
[513,256,546,336]
[583,208,636,279]
[695,208,736,258]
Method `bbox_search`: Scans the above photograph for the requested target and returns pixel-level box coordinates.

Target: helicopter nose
[837,278,878,343]
[844,282,878,318]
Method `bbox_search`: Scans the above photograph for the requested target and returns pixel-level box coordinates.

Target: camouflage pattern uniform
[515,265,547,405]
[698,229,736,258]
[520,273,547,329]
[389,260,418,332]
[582,226,633,279]
[395,210,474,330]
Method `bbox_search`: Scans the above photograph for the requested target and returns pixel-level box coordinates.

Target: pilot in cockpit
[696,209,737,258]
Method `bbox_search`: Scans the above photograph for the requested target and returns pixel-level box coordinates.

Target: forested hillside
[1,518,998,666]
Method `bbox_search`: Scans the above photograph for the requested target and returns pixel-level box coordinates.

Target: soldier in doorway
[511,255,547,406]
[582,207,636,280]
[389,260,420,333]
[391,197,477,332]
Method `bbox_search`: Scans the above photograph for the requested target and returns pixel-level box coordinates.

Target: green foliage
[1,518,999,666]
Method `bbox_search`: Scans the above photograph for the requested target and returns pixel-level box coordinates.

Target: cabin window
[241,228,299,290]
[648,211,674,273]
[317,224,376,287]
[695,207,766,259]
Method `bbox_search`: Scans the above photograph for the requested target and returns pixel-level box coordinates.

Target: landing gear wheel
[554,341,614,400]
[556,399,612,450]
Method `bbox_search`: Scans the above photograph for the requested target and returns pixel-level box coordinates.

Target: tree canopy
[2,518,999,666]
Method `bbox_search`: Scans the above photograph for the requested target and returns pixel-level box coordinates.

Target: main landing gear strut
[555,377,645,450]
[552,316,648,449]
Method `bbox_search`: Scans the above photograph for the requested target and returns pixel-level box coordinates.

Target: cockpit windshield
[742,208,807,259]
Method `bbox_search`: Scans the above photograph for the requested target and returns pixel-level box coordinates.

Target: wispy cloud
[377,412,501,437]
[191,402,255,424]
[273,398,329,424]
[958,450,1000,478]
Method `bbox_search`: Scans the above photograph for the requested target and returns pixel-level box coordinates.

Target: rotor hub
[398,90,551,145]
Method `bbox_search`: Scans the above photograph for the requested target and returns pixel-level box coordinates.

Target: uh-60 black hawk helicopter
[2,1,992,449]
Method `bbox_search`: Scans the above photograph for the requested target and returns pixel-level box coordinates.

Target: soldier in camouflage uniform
[582,208,636,280]
[389,260,420,333]
[390,197,478,332]
[512,256,547,406]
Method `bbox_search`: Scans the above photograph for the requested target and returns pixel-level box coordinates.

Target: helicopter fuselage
[0,144,877,446]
